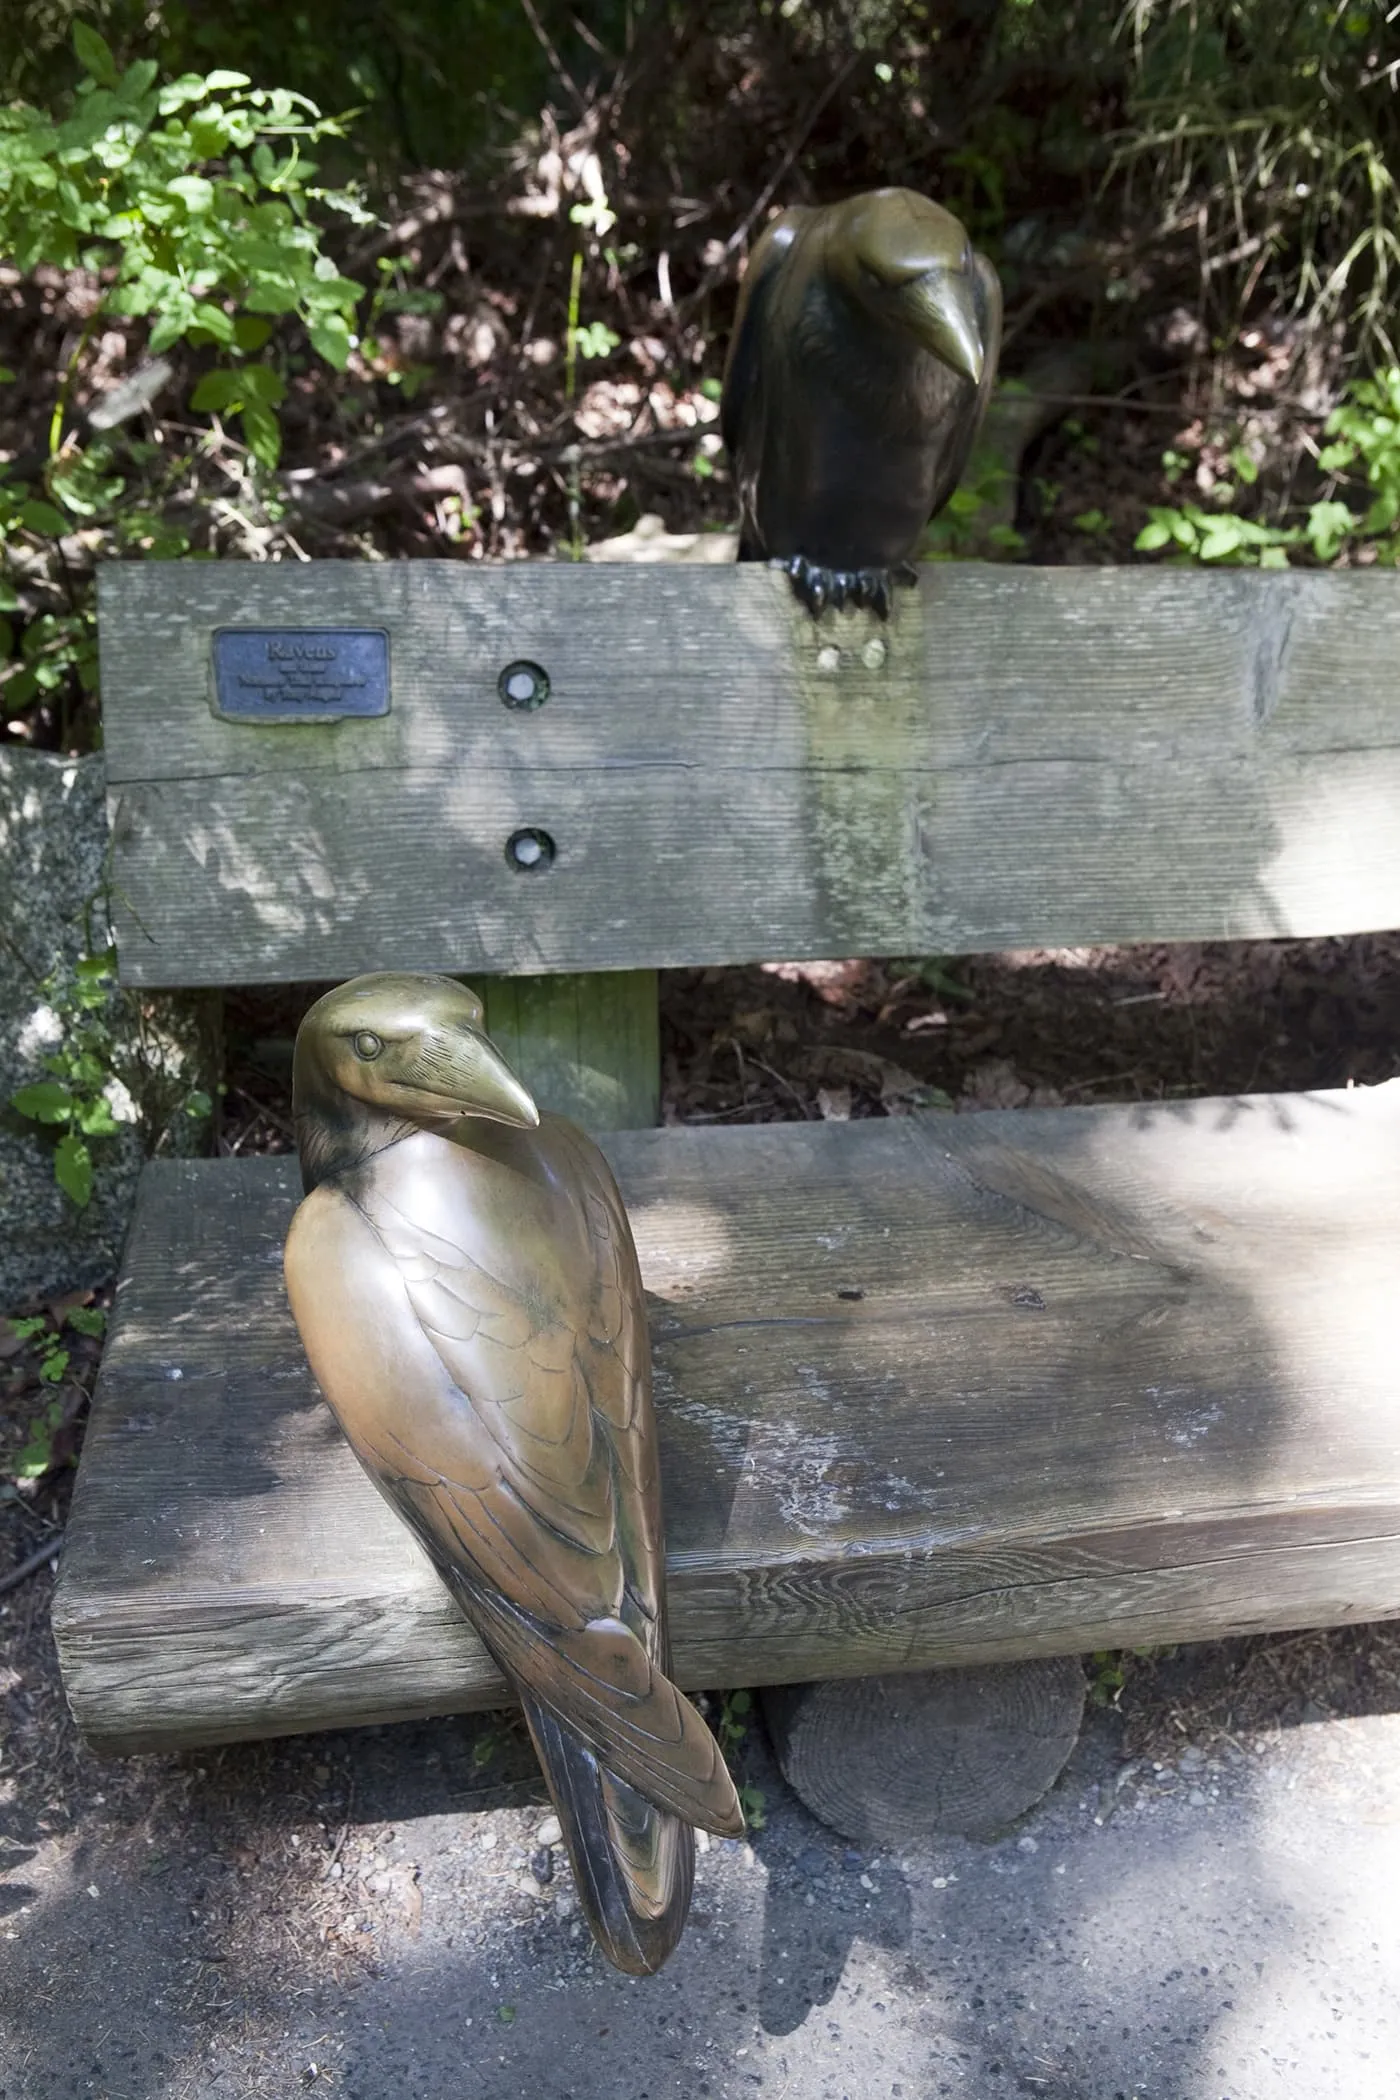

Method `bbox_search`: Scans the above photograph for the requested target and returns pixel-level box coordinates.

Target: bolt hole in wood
[506,826,556,872]
[497,659,550,710]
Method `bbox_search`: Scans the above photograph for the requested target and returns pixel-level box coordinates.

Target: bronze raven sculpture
[284,973,743,1975]
[722,186,1002,616]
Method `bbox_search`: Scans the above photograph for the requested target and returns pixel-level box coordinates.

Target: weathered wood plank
[53,1082,1400,1752]
[481,969,659,1128]
[97,563,1400,985]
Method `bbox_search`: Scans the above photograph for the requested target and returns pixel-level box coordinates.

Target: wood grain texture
[97,562,1400,986]
[481,969,659,1129]
[53,1081,1400,1752]
[761,1659,1088,1841]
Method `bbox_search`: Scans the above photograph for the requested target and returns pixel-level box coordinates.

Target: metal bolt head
[506,827,556,871]
[498,660,550,710]
[861,637,887,671]
[816,645,841,675]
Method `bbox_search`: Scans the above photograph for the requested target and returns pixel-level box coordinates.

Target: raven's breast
[751,338,964,570]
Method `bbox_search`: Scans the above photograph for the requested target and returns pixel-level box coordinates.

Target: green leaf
[239,364,287,406]
[66,1305,106,1337]
[38,1347,70,1384]
[18,499,67,536]
[14,1399,63,1477]
[11,1080,75,1123]
[187,304,236,345]
[240,399,281,469]
[189,369,243,413]
[169,174,215,214]
[73,22,120,88]
[185,1090,213,1118]
[233,315,274,352]
[308,314,351,367]
[77,1097,120,1136]
[54,1132,94,1207]
[1305,499,1357,563]
[205,69,253,90]
[1197,523,1246,561]
[1135,519,1175,552]
[573,321,620,360]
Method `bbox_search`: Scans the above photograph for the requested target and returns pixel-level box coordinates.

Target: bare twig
[519,0,585,113]
[0,1532,63,1598]
[678,53,863,314]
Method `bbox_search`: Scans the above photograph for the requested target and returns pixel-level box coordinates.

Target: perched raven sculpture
[722,186,1002,616]
[284,973,744,1976]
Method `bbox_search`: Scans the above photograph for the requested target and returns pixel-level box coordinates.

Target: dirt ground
[4,933,1400,2097]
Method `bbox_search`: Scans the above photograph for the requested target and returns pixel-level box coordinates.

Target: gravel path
[3,1616,1399,2100]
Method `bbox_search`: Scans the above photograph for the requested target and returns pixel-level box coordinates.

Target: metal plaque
[211,627,391,723]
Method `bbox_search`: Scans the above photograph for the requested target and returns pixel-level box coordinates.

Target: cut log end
[762,1658,1088,1844]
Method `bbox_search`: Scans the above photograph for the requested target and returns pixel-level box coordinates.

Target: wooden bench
[54,559,1400,1836]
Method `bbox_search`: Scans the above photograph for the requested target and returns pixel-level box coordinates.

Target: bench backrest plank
[99,562,1400,987]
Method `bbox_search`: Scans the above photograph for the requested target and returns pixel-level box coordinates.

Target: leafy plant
[737,1783,768,1831]
[8,944,212,1206]
[11,950,125,1206]
[712,1689,768,1829]
[0,26,373,737]
[0,25,368,459]
[1314,365,1400,554]
[716,1687,754,1753]
[1112,0,1400,367]
[921,437,1026,561]
[1089,1649,1128,1708]
[1136,366,1400,568]
[5,1304,104,1482]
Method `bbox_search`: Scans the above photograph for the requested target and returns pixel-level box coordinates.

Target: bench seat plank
[53,1084,1400,1752]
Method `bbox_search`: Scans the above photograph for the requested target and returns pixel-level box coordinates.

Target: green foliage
[5,1304,104,1481]
[0,25,368,458]
[8,942,212,1207]
[1088,1649,1128,1708]
[1113,0,1400,364]
[713,1690,767,1829]
[716,1687,753,1753]
[899,957,975,1004]
[1136,366,1400,568]
[737,1783,768,1831]
[0,27,373,734]
[1315,367,1400,550]
[134,0,630,172]
[9,949,124,1207]
[921,442,1025,562]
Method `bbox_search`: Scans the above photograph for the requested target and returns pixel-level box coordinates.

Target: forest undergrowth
[5,0,1400,754]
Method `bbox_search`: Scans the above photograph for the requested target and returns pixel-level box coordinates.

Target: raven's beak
[441,1026,540,1128]
[901,267,985,386]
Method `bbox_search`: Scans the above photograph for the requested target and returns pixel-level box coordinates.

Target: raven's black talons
[780,554,908,620]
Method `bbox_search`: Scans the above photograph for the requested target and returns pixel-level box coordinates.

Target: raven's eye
[353,1031,383,1061]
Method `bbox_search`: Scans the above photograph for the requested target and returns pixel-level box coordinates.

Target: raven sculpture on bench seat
[284,973,743,1976]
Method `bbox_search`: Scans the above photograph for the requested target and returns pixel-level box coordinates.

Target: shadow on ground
[5,1619,1400,2100]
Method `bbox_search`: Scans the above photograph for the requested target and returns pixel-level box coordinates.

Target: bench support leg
[480,969,660,1131]
[761,1658,1087,1844]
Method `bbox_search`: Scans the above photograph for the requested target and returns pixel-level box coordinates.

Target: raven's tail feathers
[521,1691,695,1977]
